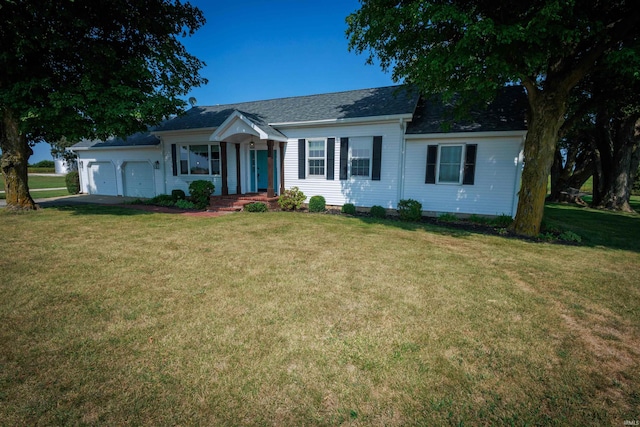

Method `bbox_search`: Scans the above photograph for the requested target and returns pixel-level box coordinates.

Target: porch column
[235,143,241,194]
[279,141,285,195]
[267,139,274,198]
[220,141,228,195]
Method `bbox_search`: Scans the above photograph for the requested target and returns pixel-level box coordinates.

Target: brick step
[208,193,279,212]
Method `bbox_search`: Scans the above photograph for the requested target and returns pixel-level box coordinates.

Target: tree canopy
[0,0,207,209]
[347,0,640,236]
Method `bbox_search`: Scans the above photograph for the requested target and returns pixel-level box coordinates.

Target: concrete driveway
[0,194,140,208]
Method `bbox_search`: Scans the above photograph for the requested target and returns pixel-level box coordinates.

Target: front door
[251,149,278,193]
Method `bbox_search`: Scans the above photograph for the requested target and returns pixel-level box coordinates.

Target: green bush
[65,171,80,194]
[148,194,176,207]
[308,195,326,213]
[369,205,386,218]
[245,202,268,212]
[397,199,422,221]
[175,199,197,209]
[468,214,490,225]
[278,186,307,211]
[341,203,357,215]
[31,160,55,168]
[171,189,186,200]
[559,230,582,243]
[491,214,513,228]
[188,180,215,209]
[437,212,458,223]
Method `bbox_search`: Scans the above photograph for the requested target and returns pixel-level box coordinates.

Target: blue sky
[31,0,394,163]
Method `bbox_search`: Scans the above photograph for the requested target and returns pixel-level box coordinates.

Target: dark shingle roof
[406,86,528,134]
[73,132,160,149]
[155,85,420,132]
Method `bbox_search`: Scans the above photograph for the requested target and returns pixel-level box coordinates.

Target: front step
[208,193,279,212]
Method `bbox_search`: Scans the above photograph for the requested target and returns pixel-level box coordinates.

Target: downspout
[511,137,526,217]
[159,136,167,195]
[397,118,407,208]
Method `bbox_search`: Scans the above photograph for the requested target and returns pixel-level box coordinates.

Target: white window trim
[178,143,221,177]
[349,137,372,179]
[307,138,326,178]
[436,144,465,185]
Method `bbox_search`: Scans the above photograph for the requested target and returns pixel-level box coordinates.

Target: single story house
[72,85,527,216]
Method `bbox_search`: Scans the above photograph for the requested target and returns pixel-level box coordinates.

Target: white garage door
[123,161,155,198]
[88,162,118,196]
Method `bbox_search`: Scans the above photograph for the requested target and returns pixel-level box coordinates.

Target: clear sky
[30,0,395,163]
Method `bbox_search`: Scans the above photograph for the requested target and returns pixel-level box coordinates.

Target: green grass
[0,204,638,425]
[0,174,68,199]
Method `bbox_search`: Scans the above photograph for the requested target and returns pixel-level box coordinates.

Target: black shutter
[339,137,349,180]
[326,138,335,180]
[372,136,382,181]
[425,145,437,184]
[171,144,177,176]
[298,139,306,179]
[463,144,477,185]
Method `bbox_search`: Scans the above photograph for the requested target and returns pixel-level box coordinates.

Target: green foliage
[30,160,54,168]
[188,180,214,209]
[148,194,176,207]
[437,213,458,223]
[278,186,307,211]
[468,214,490,225]
[491,214,514,228]
[341,203,357,215]
[308,195,326,213]
[369,205,386,219]
[65,171,80,194]
[175,199,197,210]
[397,199,422,221]
[171,189,186,200]
[0,1,207,142]
[245,202,268,213]
[558,230,582,243]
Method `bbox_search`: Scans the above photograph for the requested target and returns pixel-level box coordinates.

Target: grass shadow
[43,204,157,216]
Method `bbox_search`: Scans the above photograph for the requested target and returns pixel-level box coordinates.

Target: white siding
[77,147,162,197]
[282,121,404,208]
[403,135,525,216]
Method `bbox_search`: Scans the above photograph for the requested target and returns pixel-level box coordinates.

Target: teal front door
[257,150,268,191]
[251,150,278,193]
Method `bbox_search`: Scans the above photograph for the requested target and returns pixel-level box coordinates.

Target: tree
[347,0,640,236]
[0,0,207,210]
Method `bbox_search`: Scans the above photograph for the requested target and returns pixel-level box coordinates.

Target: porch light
[154,160,160,169]
[250,137,255,148]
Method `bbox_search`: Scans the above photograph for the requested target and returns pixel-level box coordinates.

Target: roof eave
[269,113,414,128]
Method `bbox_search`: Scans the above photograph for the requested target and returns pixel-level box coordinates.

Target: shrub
[245,202,268,212]
[188,180,215,209]
[65,171,80,194]
[491,214,513,228]
[171,189,186,200]
[369,205,386,218]
[278,186,307,211]
[559,230,582,243]
[437,213,458,223]
[175,199,197,209]
[148,194,176,207]
[341,203,357,215]
[308,195,326,213]
[468,214,490,225]
[397,199,422,221]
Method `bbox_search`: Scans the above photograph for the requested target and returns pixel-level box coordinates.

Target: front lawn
[0,174,69,200]
[0,203,638,425]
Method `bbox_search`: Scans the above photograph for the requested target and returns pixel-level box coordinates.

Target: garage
[88,162,118,196]
[123,161,156,198]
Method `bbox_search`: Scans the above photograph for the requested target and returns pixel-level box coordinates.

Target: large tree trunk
[511,91,567,236]
[592,115,640,212]
[548,134,594,202]
[0,108,37,210]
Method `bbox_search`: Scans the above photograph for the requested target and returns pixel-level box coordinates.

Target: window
[308,139,325,176]
[425,144,477,185]
[178,144,221,176]
[438,145,463,183]
[350,138,371,177]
